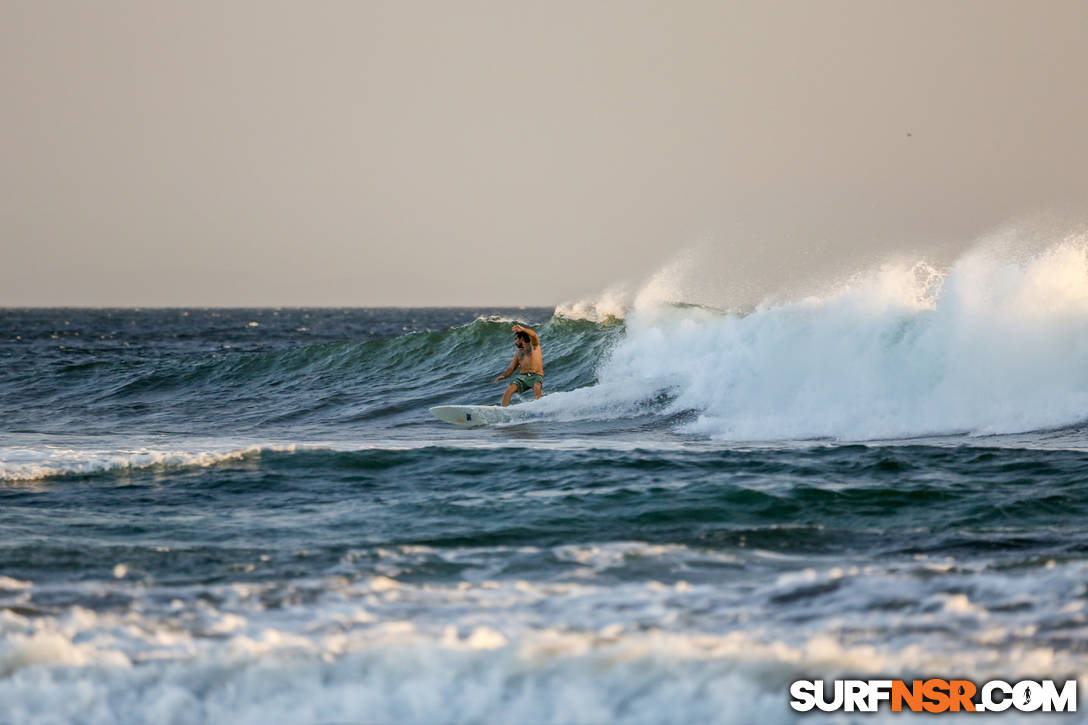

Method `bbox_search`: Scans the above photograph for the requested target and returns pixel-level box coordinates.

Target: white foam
[0,444,276,482]
[1,562,1085,724]
[585,237,1088,440]
[0,436,724,484]
[2,530,1086,715]
[554,285,630,321]
[0,577,32,591]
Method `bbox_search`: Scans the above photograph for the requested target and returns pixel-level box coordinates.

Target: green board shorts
[510,372,543,393]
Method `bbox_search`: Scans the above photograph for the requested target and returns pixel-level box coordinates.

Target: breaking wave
[559,238,1088,440]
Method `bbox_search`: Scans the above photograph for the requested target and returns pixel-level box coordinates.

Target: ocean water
[3,244,1088,723]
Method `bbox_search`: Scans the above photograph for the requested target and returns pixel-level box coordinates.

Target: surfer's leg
[532,381,542,399]
[501,383,518,406]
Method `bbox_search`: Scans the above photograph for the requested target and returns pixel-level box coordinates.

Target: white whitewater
[549,237,1088,441]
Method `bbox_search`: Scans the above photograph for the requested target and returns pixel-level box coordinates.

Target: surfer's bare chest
[517,346,542,373]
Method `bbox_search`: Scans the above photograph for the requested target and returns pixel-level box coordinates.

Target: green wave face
[0,310,625,437]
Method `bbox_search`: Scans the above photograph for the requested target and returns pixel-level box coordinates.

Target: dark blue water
[1,308,1085,724]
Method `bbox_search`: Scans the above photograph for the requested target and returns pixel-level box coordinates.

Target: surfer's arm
[495,355,518,382]
[512,324,539,347]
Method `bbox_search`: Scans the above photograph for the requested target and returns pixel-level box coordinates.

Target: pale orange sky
[3,1,1087,306]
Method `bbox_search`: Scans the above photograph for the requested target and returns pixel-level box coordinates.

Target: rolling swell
[0,311,621,436]
[9,443,1087,566]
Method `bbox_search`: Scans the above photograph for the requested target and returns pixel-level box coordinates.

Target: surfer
[494,324,543,406]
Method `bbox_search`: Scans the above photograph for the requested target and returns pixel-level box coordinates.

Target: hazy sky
[3,1,1088,306]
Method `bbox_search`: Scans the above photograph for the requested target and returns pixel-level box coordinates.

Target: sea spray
[588,238,1088,439]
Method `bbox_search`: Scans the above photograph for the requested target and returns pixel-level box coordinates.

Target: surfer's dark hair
[515,331,531,343]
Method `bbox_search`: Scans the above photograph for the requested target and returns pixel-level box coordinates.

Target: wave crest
[588,237,1088,440]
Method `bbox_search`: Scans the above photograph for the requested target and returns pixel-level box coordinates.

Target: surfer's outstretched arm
[512,324,539,346]
[494,354,518,383]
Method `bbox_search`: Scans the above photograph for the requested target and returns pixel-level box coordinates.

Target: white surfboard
[429,405,538,428]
